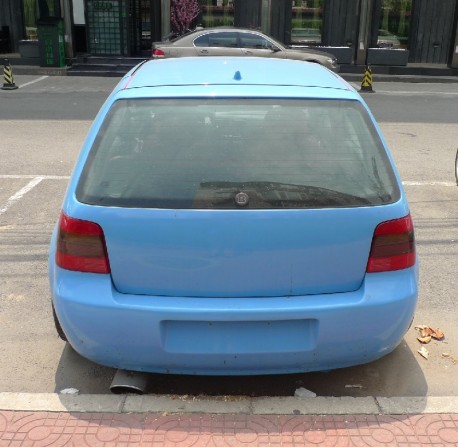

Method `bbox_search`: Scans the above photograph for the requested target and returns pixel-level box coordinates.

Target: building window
[22,0,62,40]
[200,0,234,28]
[38,0,60,17]
[376,0,411,49]
[291,0,323,47]
[23,0,38,39]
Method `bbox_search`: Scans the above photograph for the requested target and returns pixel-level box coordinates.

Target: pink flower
[171,0,201,35]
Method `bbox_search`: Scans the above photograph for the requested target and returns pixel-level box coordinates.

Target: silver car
[152,27,339,72]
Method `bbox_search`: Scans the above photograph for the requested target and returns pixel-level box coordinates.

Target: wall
[0,1,24,52]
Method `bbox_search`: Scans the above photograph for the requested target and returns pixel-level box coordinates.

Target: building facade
[2,0,458,67]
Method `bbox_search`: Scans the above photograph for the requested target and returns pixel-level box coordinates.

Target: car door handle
[242,50,253,55]
[199,49,209,55]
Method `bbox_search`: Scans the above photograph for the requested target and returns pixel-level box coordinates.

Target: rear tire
[455,148,458,185]
[52,304,68,341]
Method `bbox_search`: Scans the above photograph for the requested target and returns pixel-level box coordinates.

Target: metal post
[61,0,74,60]
[356,0,372,65]
[261,0,271,35]
[162,0,170,39]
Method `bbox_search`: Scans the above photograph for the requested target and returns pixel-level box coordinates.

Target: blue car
[49,57,418,375]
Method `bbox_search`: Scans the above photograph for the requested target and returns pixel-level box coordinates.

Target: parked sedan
[49,57,418,375]
[152,27,339,72]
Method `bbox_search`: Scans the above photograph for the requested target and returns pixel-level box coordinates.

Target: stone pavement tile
[0,412,457,446]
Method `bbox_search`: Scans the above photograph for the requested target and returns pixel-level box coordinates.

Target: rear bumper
[50,265,418,375]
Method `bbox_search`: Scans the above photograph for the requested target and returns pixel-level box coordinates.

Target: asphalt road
[0,75,457,398]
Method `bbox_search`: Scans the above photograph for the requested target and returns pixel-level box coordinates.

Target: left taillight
[55,212,110,274]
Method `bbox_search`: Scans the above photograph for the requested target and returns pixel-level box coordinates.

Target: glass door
[86,0,126,55]
[291,0,323,47]
[372,0,411,50]
[140,0,152,50]
[128,0,160,56]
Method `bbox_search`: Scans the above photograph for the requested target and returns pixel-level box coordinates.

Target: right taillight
[366,214,415,273]
[56,212,110,274]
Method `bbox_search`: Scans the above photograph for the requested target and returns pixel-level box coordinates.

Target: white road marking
[18,76,49,89]
[403,181,456,186]
[0,177,44,216]
[379,91,458,96]
[0,174,70,180]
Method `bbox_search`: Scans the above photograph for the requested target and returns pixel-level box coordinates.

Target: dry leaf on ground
[414,325,445,340]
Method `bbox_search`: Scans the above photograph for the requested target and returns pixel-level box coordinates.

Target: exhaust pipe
[110,369,149,394]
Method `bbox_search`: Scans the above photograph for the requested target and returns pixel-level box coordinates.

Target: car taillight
[366,214,415,273]
[152,48,165,58]
[56,213,110,274]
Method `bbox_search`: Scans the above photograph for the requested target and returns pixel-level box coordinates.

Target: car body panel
[123,58,343,93]
[49,260,418,374]
[57,202,408,298]
[49,57,417,375]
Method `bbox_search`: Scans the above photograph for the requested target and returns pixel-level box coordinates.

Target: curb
[340,73,458,83]
[7,64,69,76]
[1,393,457,415]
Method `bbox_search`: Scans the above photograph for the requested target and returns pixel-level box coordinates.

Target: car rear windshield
[76,98,400,209]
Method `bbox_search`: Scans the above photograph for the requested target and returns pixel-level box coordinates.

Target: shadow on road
[54,338,427,398]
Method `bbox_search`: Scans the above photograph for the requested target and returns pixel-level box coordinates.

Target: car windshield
[76,99,400,209]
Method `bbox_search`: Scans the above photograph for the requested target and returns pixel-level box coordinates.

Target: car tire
[455,148,458,186]
[52,304,68,341]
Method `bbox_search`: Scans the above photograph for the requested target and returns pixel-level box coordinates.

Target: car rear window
[194,32,238,48]
[76,99,400,209]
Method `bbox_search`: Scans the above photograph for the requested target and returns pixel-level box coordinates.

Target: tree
[171,0,201,35]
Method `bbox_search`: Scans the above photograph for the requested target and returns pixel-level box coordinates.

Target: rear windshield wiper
[199,181,371,207]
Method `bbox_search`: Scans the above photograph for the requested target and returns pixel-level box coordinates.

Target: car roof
[182,26,266,34]
[122,57,352,93]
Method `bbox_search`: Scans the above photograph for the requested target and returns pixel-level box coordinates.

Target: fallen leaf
[414,325,445,340]
[417,346,429,359]
[417,336,432,344]
[430,328,445,340]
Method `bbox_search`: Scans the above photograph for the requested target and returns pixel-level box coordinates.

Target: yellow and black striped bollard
[2,59,18,90]
[359,65,374,93]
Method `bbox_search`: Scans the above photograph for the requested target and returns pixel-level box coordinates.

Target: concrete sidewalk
[1,394,457,446]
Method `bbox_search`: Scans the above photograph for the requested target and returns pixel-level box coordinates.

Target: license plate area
[162,319,318,354]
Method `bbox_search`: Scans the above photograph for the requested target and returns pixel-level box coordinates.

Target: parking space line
[0,174,70,180]
[403,181,456,186]
[0,177,44,216]
[18,76,49,89]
